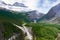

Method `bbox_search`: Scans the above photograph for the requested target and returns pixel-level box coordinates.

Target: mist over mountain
[0,1,45,22]
[0,1,7,5]
[0,1,32,12]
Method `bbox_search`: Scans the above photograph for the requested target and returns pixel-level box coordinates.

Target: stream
[8,23,33,40]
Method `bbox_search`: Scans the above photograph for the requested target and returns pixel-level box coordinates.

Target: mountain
[38,3,60,23]
[0,1,44,22]
[0,1,34,13]
[7,4,12,6]
[13,2,27,7]
[47,3,60,23]
[0,1,7,5]
[0,8,30,25]
[26,10,44,22]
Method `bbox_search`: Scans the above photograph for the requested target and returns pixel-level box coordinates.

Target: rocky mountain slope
[38,3,60,23]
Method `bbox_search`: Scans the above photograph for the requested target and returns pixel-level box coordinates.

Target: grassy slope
[3,22,60,40]
[26,23,60,40]
[0,8,60,40]
[0,8,30,25]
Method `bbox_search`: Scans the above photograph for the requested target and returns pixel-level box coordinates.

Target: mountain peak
[0,1,7,5]
[38,3,60,22]
[55,3,60,7]
[13,2,27,7]
[52,3,60,12]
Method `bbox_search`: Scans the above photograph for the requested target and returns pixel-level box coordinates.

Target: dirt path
[55,33,60,40]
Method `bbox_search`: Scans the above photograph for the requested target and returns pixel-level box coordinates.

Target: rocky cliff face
[38,3,60,23]
[0,23,4,40]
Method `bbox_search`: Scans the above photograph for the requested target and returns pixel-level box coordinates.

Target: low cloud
[2,0,60,14]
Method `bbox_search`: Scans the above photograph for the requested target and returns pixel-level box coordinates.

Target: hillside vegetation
[2,22,60,40]
[0,8,60,40]
[0,8,30,25]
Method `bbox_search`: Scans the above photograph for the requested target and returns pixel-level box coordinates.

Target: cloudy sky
[1,0,60,14]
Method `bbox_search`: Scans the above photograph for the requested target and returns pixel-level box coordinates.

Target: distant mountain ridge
[0,7,45,22]
[26,10,44,22]
[38,3,60,23]
[0,1,7,5]
[0,1,45,22]
[13,2,27,7]
[0,1,32,12]
[0,1,27,7]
